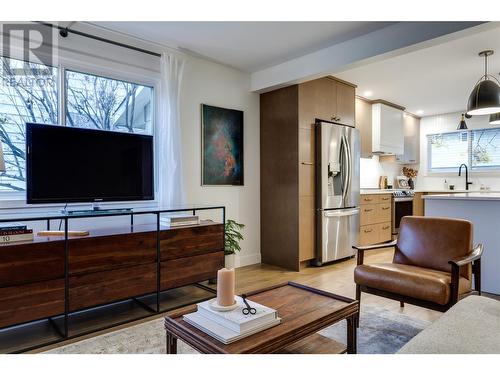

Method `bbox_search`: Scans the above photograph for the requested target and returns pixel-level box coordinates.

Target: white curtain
[158,52,186,207]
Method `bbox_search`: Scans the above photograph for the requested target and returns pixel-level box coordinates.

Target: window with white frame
[427,127,500,173]
[0,56,58,192]
[65,70,153,134]
[0,56,154,193]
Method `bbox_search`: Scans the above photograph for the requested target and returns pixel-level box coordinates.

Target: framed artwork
[201,104,244,186]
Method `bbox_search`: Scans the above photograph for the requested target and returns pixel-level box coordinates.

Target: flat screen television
[26,123,154,204]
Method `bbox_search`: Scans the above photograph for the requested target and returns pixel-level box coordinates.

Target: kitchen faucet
[458,164,473,190]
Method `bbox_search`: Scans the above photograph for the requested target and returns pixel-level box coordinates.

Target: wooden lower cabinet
[358,194,392,246]
[413,192,425,216]
[0,279,64,328]
[69,263,157,311]
[359,224,378,245]
[161,251,224,290]
[0,222,224,330]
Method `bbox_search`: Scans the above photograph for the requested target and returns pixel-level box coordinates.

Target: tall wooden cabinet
[261,76,356,271]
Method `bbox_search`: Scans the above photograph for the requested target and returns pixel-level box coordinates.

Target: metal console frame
[0,205,225,353]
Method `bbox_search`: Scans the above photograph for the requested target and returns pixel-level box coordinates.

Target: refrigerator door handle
[324,208,359,217]
[341,135,350,204]
[344,134,352,201]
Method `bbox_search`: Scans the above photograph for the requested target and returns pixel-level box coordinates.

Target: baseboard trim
[236,252,261,268]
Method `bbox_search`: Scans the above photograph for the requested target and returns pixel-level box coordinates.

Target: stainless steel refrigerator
[315,120,360,265]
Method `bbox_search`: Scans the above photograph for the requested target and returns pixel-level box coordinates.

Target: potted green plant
[224,219,245,269]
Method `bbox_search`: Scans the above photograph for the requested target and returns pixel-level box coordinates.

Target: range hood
[372,103,404,155]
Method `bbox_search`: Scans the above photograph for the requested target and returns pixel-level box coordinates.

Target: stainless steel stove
[392,190,414,234]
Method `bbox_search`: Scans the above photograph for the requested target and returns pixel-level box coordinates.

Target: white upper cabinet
[395,114,420,164]
[372,103,404,155]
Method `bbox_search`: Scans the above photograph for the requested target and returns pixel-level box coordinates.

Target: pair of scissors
[241,294,257,315]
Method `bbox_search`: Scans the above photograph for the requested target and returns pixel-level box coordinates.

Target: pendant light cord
[485,53,488,79]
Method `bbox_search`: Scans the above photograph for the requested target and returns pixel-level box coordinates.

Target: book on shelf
[163,215,199,227]
[0,231,34,243]
[183,296,281,344]
[197,296,278,333]
[0,228,33,236]
[0,223,27,232]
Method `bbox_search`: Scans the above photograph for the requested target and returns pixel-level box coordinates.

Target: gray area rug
[46,305,430,354]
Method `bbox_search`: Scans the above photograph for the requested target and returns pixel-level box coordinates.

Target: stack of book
[0,223,33,243]
[183,296,281,344]
[163,215,199,227]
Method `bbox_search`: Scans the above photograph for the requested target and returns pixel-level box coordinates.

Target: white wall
[180,56,260,267]
[360,156,403,188]
[0,23,262,268]
[417,111,500,191]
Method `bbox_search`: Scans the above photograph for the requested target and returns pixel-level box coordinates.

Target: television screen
[26,123,154,204]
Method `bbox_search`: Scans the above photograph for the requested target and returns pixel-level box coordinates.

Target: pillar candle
[216,268,235,306]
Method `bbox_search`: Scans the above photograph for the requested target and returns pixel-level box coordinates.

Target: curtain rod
[36,22,162,58]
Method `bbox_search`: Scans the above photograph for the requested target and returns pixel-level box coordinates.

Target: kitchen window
[427,127,500,173]
[0,56,154,193]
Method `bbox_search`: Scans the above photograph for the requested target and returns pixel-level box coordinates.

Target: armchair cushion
[354,263,471,305]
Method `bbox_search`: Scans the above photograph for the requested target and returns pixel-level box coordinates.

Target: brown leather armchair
[353,216,483,313]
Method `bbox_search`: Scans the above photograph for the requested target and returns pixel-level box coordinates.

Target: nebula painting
[201,104,244,186]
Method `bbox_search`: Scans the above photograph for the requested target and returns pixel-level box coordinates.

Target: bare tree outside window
[65,70,153,134]
[0,57,58,191]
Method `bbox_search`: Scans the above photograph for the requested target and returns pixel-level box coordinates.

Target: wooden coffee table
[164,282,359,354]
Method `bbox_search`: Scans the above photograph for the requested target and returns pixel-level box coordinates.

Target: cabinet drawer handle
[381,197,390,201]
[363,198,373,202]
[364,229,373,233]
[301,162,314,165]
[381,207,389,210]
[364,209,373,212]
[382,226,390,230]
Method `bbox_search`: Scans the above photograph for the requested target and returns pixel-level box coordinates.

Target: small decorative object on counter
[402,167,418,190]
[444,179,449,190]
[449,184,455,190]
[379,176,388,189]
[216,268,236,308]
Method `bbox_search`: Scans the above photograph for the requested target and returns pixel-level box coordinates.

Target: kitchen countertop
[360,189,406,195]
[414,189,500,193]
[423,192,500,201]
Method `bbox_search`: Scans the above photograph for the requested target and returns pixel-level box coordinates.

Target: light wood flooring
[33,247,444,353]
[235,248,443,323]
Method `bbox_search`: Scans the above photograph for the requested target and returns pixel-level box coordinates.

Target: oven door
[392,197,414,234]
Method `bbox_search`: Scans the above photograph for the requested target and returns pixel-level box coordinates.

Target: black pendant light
[467,50,500,116]
[457,113,468,130]
[490,112,500,125]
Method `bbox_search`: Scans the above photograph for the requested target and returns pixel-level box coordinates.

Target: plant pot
[225,254,235,269]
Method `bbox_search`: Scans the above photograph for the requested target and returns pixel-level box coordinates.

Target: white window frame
[427,126,500,176]
[0,51,161,209]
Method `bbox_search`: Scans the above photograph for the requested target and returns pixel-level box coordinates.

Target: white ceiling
[93,21,394,72]
[335,24,500,117]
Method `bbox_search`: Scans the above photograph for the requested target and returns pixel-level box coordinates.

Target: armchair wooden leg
[473,259,482,296]
[355,284,361,328]
[400,301,404,308]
